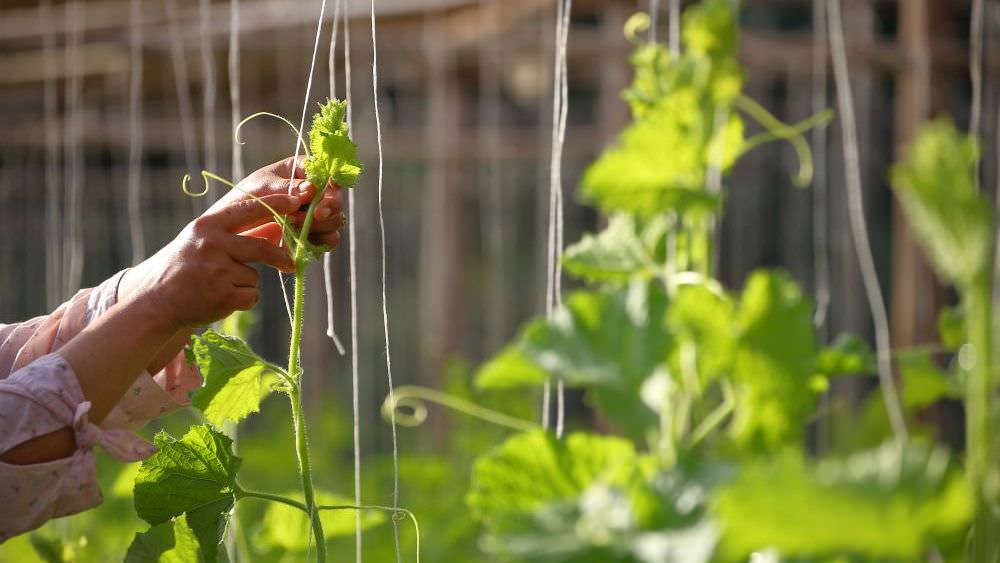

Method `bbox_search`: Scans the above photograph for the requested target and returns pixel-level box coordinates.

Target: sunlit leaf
[715,442,972,561]
[666,282,736,385]
[189,330,281,426]
[304,98,363,189]
[730,270,818,451]
[476,282,669,437]
[890,118,992,290]
[475,342,549,390]
[133,425,241,526]
[562,214,659,283]
[125,517,202,563]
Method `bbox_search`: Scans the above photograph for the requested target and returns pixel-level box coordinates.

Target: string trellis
[827,0,908,445]
[544,0,573,438]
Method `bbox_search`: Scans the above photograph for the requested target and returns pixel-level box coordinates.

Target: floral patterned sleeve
[0,271,202,542]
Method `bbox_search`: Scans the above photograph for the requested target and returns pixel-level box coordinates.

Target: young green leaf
[815,333,876,377]
[189,330,282,427]
[890,118,993,290]
[304,98,363,190]
[715,442,972,561]
[133,425,241,526]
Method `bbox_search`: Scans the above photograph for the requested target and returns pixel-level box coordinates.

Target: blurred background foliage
[1,0,998,561]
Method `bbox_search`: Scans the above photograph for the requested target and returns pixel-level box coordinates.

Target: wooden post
[889,0,946,353]
[419,30,464,389]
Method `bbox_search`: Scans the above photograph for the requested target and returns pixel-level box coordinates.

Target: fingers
[201,193,305,233]
[229,263,261,288]
[309,231,342,249]
[223,233,296,272]
[274,156,308,179]
[240,222,284,245]
[229,287,261,312]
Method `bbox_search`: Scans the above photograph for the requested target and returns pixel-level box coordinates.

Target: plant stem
[966,282,999,562]
[236,487,308,513]
[285,189,328,563]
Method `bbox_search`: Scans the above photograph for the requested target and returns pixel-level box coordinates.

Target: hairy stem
[286,188,328,562]
[966,281,999,562]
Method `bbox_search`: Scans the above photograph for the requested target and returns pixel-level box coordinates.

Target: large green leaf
[730,271,819,451]
[581,99,740,219]
[890,118,993,290]
[125,517,203,563]
[475,281,670,437]
[133,425,241,526]
[585,0,744,220]
[562,214,660,283]
[666,282,736,386]
[468,431,638,531]
[469,431,717,563]
[256,490,385,552]
[189,330,281,427]
[714,442,972,561]
[475,342,549,390]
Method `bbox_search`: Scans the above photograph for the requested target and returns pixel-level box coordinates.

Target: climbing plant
[412,1,976,561]
[122,99,416,563]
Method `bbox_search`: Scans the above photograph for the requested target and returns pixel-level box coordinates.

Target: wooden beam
[889,0,946,351]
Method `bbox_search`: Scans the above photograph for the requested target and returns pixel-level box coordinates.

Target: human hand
[212,156,347,250]
[119,192,308,331]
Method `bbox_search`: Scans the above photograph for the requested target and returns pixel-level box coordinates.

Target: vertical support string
[545,0,572,438]
[229,0,244,182]
[970,0,984,157]
[339,5,364,561]
[289,2,330,561]
[649,0,660,43]
[127,0,145,264]
[368,1,403,559]
[226,2,243,560]
[669,0,680,56]
[200,0,219,203]
[41,0,62,309]
[165,0,201,214]
[64,0,85,295]
[827,0,908,444]
[323,0,347,357]
[812,0,830,330]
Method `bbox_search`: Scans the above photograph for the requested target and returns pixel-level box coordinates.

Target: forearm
[0,300,177,465]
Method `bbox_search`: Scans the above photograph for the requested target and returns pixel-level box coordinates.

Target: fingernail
[297,182,313,195]
[316,207,332,220]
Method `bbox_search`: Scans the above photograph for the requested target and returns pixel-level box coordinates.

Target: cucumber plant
[377,1,975,560]
[123,99,411,563]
